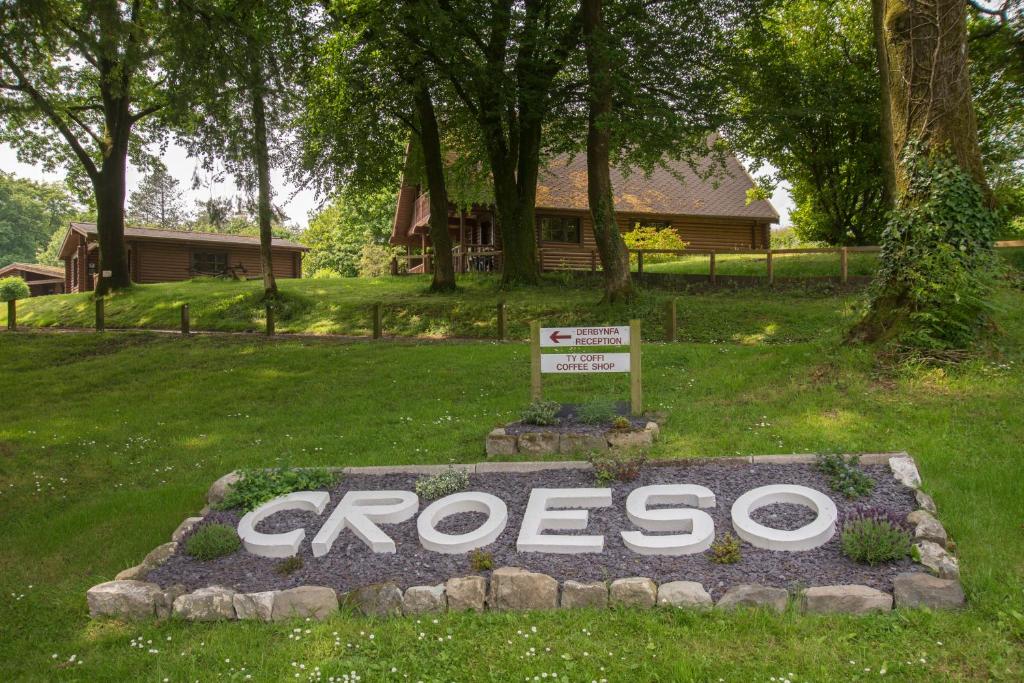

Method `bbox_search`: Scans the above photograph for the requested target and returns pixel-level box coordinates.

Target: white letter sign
[620,484,716,555]
[311,490,418,556]
[540,326,630,347]
[517,488,612,553]
[730,484,837,551]
[540,352,630,374]
[417,492,508,553]
[237,491,330,559]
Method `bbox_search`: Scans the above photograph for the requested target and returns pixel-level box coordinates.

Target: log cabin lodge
[0,262,66,297]
[390,150,779,272]
[58,222,308,293]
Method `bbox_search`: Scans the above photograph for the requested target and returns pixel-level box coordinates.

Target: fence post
[181,303,190,336]
[265,301,274,336]
[766,250,774,286]
[665,298,677,342]
[637,250,644,276]
[840,247,849,285]
[591,250,597,274]
[425,253,432,274]
[629,319,642,416]
[530,320,542,401]
[390,257,398,276]
[7,299,15,332]
[95,297,105,332]
[372,303,382,339]
[709,252,717,284]
[496,301,506,341]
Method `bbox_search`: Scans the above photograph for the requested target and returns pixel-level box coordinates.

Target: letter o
[417,492,508,554]
[730,484,837,551]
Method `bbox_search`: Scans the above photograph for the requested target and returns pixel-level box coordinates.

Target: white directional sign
[539,325,630,348]
[541,352,631,374]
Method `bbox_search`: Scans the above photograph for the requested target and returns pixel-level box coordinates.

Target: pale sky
[1,141,794,230]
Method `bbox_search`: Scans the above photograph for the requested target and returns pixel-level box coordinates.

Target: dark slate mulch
[147,463,915,599]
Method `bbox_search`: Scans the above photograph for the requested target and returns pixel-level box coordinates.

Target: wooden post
[590,250,597,273]
[665,298,677,342]
[709,252,717,284]
[637,250,644,276]
[530,320,542,401]
[181,304,190,336]
[265,301,274,336]
[390,257,398,276]
[6,299,15,331]
[496,301,506,341]
[766,250,774,286]
[425,253,432,274]
[840,247,849,285]
[629,319,642,415]
[372,303,382,339]
[95,297,104,332]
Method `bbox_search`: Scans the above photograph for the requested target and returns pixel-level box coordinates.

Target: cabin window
[539,215,580,244]
[631,219,672,231]
[191,251,229,275]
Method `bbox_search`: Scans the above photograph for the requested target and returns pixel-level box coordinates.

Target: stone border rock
[88,452,966,622]
[486,421,660,457]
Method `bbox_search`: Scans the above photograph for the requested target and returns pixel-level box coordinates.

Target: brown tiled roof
[0,262,64,278]
[69,222,309,251]
[536,153,778,221]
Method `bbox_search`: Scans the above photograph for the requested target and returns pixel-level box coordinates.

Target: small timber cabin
[58,222,308,293]
[390,150,779,273]
[0,262,66,297]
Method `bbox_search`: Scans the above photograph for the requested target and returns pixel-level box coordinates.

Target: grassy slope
[641,251,880,278]
[0,289,1022,681]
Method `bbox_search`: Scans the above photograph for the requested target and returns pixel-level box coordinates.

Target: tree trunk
[582,0,632,303]
[871,0,898,210]
[251,83,278,298]
[488,152,541,287]
[876,0,989,203]
[412,83,456,292]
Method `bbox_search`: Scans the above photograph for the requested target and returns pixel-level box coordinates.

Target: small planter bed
[88,453,965,622]
[487,401,659,456]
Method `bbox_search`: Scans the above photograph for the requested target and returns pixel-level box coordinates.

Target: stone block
[345,583,403,617]
[716,584,788,613]
[87,580,164,620]
[488,567,558,611]
[445,576,487,612]
[485,429,518,457]
[559,580,607,609]
[517,432,560,456]
[606,429,653,449]
[233,591,276,621]
[657,581,712,610]
[558,433,608,455]
[403,584,447,614]
[802,585,892,614]
[889,456,921,489]
[915,490,938,515]
[609,577,657,608]
[172,517,204,543]
[271,586,339,621]
[907,510,948,548]
[207,471,241,506]
[172,586,237,621]
[914,541,960,579]
[892,572,965,610]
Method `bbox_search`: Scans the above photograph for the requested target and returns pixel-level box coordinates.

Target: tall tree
[163,0,323,297]
[0,1,164,294]
[301,189,394,277]
[582,0,631,302]
[0,172,79,267]
[128,164,186,229]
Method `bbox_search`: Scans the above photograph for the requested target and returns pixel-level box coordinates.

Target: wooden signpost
[530,320,642,415]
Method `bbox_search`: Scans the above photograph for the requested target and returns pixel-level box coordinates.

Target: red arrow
[549,330,572,344]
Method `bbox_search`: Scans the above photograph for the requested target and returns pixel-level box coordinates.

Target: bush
[469,549,494,572]
[840,506,912,565]
[357,243,399,277]
[611,416,631,430]
[623,225,687,264]
[218,467,337,512]
[521,400,561,426]
[589,450,646,484]
[815,453,874,499]
[0,276,30,302]
[274,556,304,576]
[576,401,617,425]
[415,466,469,501]
[185,524,241,560]
[709,533,741,564]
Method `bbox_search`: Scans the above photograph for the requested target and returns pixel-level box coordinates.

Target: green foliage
[611,415,632,430]
[588,450,646,485]
[864,144,999,350]
[357,243,400,278]
[709,532,741,564]
[128,164,187,230]
[725,0,886,246]
[301,190,396,278]
[218,467,337,512]
[521,400,561,426]
[623,226,687,264]
[0,172,80,267]
[414,466,470,501]
[468,549,494,572]
[770,227,820,250]
[0,277,30,302]
[815,453,874,499]
[185,524,241,561]
[840,507,912,566]
[576,402,617,425]
[274,556,304,576]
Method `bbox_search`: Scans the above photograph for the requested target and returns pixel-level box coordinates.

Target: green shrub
[274,556,304,575]
[185,524,241,560]
[709,533,741,564]
[576,402,617,425]
[0,276,30,302]
[469,549,494,572]
[218,467,337,511]
[415,465,469,500]
[589,450,646,484]
[521,399,561,426]
[611,415,631,430]
[840,506,912,565]
[815,453,874,499]
[623,225,688,264]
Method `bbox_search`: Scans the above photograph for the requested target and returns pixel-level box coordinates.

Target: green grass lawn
[1,286,1023,680]
[641,251,881,278]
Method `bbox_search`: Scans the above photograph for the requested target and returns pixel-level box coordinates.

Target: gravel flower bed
[147,463,915,598]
